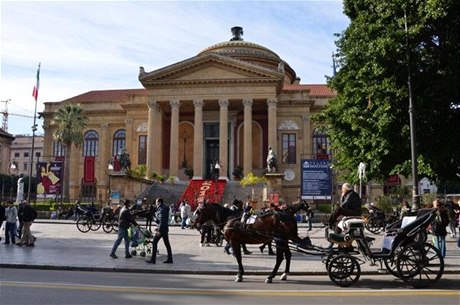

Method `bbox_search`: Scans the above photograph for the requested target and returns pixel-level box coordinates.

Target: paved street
[1,220,459,277]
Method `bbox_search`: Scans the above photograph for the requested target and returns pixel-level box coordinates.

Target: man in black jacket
[146,198,173,264]
[110,199,138,259]
[328,183,362,229]
[17,201,37,246]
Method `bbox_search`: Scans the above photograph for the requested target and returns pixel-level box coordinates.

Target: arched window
[112,129,126,156]
[313,128,331,159]
[83,130,99,157]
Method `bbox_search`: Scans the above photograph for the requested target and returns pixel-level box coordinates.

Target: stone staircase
[137,182,187,207]
[221,181,265,205]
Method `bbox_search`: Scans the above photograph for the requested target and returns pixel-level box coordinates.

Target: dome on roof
[198,27,296,83]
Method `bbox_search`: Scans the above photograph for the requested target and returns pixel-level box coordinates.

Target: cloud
[1,1,348,135]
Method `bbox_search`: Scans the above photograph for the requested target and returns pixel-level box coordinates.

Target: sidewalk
[1,220,459,276]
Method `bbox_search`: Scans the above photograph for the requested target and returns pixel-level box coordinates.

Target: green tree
[52,104,88,200]
[315,0,460,184]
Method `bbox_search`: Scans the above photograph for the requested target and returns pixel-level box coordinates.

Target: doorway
[205,139,219,179]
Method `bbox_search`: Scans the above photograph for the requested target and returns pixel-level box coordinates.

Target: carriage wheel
[215,234,224,247]
[396,242,444,288]
[102,219,115,233]
[384,248,402,278]
[365,216,383,234]
[76,216,91,233]
[90,219,102,231]
[327,254,361,287]
[324,253,337,271]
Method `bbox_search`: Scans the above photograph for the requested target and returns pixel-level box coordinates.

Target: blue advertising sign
[300,159,331,200]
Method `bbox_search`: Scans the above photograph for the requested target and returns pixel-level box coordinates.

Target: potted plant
[232,165,244,180]
[240,172,267,202]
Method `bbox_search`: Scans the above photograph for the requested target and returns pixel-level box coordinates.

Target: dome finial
[230,26,244,41]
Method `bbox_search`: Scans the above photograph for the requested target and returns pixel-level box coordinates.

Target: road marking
[1,281,459,297]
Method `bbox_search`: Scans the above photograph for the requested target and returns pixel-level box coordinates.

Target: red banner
[180,179,227,211]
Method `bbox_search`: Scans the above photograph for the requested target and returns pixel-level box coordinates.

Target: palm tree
[52,104,88,201]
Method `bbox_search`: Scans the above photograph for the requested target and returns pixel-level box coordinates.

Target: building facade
[41,27,335,203]
[9,135,44,177]
[0,128,15,175]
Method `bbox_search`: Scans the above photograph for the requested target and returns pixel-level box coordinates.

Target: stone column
[219,99,229,179]
[125,118,134,158]
[243,98,253,175]
[169,100,181,178]
[267,98,278,153]
[69,145,80,201]
[193,99,204,179]
[302,114,311,156]
[147,100,162,175]
[100,123,109,201]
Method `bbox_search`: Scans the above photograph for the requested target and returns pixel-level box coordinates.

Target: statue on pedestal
[266,147,278,173]
[16,173,24,204]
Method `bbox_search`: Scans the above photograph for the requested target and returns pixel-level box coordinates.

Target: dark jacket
[0,205,5,222]
[341,190,362,215]
[432,209,449,237]
[118,207,138,230]
[21,205,37,222]
[155,203,169,233]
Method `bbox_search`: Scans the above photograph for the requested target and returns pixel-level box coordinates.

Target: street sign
[300,159,331,200]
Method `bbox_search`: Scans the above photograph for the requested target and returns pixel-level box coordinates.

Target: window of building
[23,163,28,171]
[14,152,20,158]
[313,128,331,159]
[138,135,147,165]
[53,141,66,157]
[35,152,41,158]
[24,152,29,158]
[83,130,99,157]
[112,129,126,156]
[282,133,296,164]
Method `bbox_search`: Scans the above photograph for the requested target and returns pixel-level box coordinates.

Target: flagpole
[27,63,40,203]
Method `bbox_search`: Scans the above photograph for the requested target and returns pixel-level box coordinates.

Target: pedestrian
[146,198,173,264]
[109,199,138,259]
[180,200,191,229]
[446,200,457,238]
[4,200,17,245]
[306,206,314,231]
[328,183,362,230]
[16,200,37,247]
[400,201,411,219]
[0,201,6,241]
[430,199,449,258]
[200,219,213,247]
[16,200,26,239]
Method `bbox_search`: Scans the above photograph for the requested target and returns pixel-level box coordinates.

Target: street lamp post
[107,163,114,206]
[404,9,420,211]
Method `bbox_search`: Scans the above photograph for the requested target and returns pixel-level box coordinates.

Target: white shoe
[205,243,210,247]
[200,243,203,247]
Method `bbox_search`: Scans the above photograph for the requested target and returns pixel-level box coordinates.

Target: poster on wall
[300,159,331,200]
[36,161,63,198]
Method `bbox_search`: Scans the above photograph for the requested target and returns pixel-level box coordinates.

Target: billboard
[300,159,331,200]
[36,161,63,198]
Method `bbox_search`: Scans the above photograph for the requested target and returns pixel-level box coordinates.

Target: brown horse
[193,202,308,283]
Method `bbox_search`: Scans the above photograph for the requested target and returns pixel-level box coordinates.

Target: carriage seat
[337,216,365,233]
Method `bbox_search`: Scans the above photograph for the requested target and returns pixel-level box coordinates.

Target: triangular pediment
[139,53,283,87]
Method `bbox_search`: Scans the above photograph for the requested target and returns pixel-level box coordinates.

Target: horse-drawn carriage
[193,202,444,288]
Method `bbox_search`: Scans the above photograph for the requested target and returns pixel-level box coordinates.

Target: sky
[1,0,349,136]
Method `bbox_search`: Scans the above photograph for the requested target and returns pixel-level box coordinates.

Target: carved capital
[242,99,253,108]
[147,99,161,111]
[267,98,278,109]
[302,114,310,123]
[193,99,204,108]
[170,99,181,109]
[218,99,229,109]
[125,118,134,125]
[101,123,108,129]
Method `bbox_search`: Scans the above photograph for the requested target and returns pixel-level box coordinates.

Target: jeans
[150,230,172,262]
[181,216,188,229]
[111,227,130,256]
[432,235,446,258]
[5,222,17,244]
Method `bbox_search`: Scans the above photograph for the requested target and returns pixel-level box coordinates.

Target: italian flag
[32,63,41,101]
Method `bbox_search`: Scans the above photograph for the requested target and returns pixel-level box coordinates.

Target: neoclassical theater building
[41,27,335,202]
